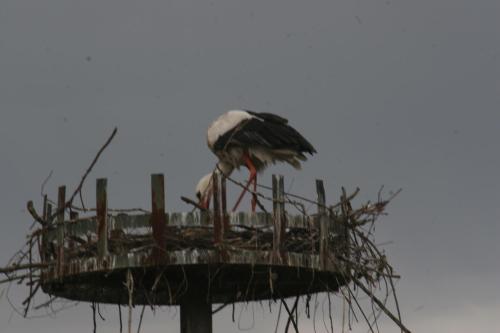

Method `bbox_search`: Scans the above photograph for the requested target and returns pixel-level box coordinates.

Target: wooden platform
[39,174,348,305]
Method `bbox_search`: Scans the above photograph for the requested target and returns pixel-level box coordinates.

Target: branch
[353,279,411,333]
[180,196,207,211]
[26,201,45,226]
[67,127,118,207]
[0,263,47,275]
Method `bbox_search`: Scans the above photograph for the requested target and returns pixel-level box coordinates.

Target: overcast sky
[1,0,499,332]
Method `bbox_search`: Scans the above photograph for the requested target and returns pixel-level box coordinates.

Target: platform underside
[42,263,347,305]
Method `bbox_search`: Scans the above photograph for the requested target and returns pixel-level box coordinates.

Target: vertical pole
[272,175,285,263]
[221,175,229,232]
[180,295,212,333]
[212,173,222,244]
[151,174,166,261]
[69,211,79,251]
[316,179,328,270]
[278,175,286,244]
[56,186,66,278]
[40,195,48,263]
[45,202,52,262]
[96,178,108,260]
[340,187,350,266]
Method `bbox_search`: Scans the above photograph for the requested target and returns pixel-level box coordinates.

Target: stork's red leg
[232,154,257,212]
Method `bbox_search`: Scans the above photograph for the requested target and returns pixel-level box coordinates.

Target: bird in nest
[196,110,316,212]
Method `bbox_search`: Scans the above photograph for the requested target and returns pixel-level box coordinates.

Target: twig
[0,263,47,275]
[26,201,45,226]
[118,305,123,333]
[125,269,134,333]
[67,127,117,207]
[281,298,299,333]
[180,196,207,211]
[40,170,53,197]
[353,280,411,333]
[136,305,146,333]
[91,302,97,333]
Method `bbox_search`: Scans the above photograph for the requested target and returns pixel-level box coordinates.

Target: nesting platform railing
[39,174,348,306]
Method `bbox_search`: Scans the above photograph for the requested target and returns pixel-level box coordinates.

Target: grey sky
[1,0,499,332]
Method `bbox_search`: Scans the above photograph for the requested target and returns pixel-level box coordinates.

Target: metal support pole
[180,295,212,333]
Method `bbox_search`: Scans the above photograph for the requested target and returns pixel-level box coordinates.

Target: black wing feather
[214,114,316,154]
[246,111,288,124]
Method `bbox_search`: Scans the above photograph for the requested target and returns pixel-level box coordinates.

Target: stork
[196,110,316,212]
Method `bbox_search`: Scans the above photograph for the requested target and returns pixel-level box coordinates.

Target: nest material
[1,187,409,333]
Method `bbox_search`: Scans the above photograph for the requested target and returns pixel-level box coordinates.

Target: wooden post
[69,211,78,251]
[40,195,48,263]
[180,295,212,333]
[316,179,328,270]
[212,173,222,244]
[272,175,285,261]
[96,178,108,260]
[151,174,166,261]
[44,202,52,262]
[56,186,66,277]
[221,175,229,232]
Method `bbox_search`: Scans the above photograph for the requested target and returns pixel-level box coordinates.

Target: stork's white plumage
[196,110,316,211]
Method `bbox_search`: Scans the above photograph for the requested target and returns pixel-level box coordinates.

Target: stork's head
[195,162,234,210]
[195,173,213,209]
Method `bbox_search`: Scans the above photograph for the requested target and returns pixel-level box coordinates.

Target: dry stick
[224,170,360,214]
[180,196,207,211]
[0,274,39,284]
[353,280,411,333]
[27,201,45,226]
[125,269,134,333]
[91,302,97,333]
[344,283,375,333]
[284,296,299,333]
[118,305,123,333]
[40,169,53,197]
[68,127,117,207]
[273,300,283,333]
[281,298,299,333]
[0,263,47,275]
[354,229,404,328]
[327,292,334,333]
[136,305,146,333]
[23,238,35,317]
[46,198,149,214]
[46,127,118,220]
[33,297,56,310]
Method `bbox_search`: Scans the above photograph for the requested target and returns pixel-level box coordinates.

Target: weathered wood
[212,173,222,244]
[96,178,108,260]
[57,186,66,277]
[272,175,285,262]
[278,175,286,239]
[42,195,48,222]
[221,175,230,232]
[44,202,52,262]
[40,195,48,263]
[68,211,79,250]
[316,179,328,270]
[151,174,167,261]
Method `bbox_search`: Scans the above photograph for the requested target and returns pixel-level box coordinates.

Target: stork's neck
[216,161,234,177]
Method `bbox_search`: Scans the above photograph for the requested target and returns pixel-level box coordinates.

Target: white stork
[196,110,316,212]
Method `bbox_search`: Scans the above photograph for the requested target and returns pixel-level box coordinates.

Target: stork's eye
[196,191,201,200]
